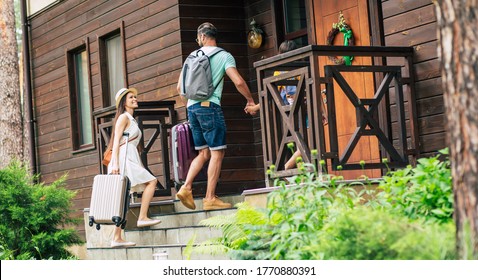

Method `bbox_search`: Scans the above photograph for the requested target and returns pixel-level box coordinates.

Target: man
[176,22,256,210]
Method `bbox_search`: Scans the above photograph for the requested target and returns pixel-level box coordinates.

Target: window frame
[272,0,315,50]
[66,38,95,153]
[97,21,128,108]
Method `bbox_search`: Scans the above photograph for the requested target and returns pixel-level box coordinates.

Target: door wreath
[326,12,354,65]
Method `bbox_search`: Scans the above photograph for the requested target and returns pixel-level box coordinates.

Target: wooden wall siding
[28,0,448,238]
[30,0,182,239]
[29,0,271,239]
[382,0,446,157]
[176,0,266,193]
[243,0,276,173]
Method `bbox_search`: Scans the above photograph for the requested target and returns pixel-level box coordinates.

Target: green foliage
[182,232,197,260]
[196,150,455,260]
[261,176,360,260]
[196,170,369,260]
[0,161,83,260]
[0,244,14,260]
[378,148,453,223]
[316,207,456,260]
[190,203,269,259]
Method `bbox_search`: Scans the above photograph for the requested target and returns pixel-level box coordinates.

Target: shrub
[260,176,360,260]
[195,151,456,260]
[195,168,365,260]
[189,202,270,259]
[0,161,83,260]
[378,148,453,223]
[316,206,456,260]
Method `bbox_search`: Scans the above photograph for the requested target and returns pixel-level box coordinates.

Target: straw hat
[115,88,138,108]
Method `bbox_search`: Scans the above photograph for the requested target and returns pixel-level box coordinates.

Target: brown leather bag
[102,136,138,166]
[102,149,113,166]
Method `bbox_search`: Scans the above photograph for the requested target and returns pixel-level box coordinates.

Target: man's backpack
[180,47,224,101]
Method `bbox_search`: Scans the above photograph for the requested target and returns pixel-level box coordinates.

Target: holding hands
[245,103,260,115]
[244,98,260,116]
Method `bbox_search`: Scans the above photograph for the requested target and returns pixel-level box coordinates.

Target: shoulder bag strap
[120,132,129,176]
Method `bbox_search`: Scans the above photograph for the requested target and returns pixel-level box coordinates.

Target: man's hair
[197,22,218,39]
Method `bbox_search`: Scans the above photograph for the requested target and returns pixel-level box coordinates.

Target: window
[67,44,93,150]
[99,29,126,107]
[27,0,60,16]
[275,0,309,48]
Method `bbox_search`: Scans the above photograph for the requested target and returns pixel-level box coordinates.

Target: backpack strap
[194,47,223,58]
[195,49,206,57]
[206,47,224,59]
[206,47,225,91]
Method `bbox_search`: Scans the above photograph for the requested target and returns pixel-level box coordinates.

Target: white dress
[108,112,156,193]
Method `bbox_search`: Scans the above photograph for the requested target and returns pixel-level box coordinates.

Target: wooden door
[312,0,381,179]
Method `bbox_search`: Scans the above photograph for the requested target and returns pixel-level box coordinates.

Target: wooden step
[87,244,231,260]
[83,195,243,260]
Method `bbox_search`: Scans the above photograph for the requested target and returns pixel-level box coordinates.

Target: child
[246,40,298,115]
[246,40,328,170]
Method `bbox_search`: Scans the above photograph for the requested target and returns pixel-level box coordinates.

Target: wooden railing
[93,101,176,195]
[254,45,419,185]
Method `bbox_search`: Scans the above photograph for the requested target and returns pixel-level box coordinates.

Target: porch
[92,45,418,196]
[83,45,418,260]
[254,45,419,185]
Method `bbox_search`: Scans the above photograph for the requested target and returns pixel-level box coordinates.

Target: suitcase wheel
[96,224,101,230]
[89,220,93,227]
[121,222,126,229]
[112,216,121,227]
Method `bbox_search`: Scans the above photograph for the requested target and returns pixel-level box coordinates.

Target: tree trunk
[435,0,478,259]
[0,0,24,168]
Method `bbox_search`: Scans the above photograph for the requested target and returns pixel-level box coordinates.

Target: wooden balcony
[254,45,419,185]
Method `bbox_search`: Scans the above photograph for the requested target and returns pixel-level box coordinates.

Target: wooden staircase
[84,195,244,260]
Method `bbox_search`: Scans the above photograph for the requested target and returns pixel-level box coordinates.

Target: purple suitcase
[171,122,207,186]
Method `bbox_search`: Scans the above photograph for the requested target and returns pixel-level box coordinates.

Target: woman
[107,88,161,248]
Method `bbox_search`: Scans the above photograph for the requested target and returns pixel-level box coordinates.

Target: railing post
[406,54,420,164]
[324,65,339,169]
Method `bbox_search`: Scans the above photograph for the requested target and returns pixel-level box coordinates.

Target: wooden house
[24,0,445,242]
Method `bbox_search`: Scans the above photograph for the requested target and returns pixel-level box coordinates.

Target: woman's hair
[279,40,297,54]
[105,95,128,153]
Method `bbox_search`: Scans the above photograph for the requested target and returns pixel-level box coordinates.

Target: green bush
[195,151,456,260]
[0,161,82,260]
[192,202,270,260]
[195,168,365,260]
[316,206,456,260]
[378,148,453,223]
[260,176,362,260]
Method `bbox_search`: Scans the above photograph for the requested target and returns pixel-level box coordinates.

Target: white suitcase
[88,133,131,230]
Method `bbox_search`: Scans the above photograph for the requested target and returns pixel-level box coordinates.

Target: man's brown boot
[203,196,232,211]
[176,187,196,210]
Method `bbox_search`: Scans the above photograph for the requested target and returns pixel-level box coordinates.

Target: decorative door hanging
[326,12,355,65]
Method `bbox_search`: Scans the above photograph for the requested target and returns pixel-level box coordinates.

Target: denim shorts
[187,102,227,150]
